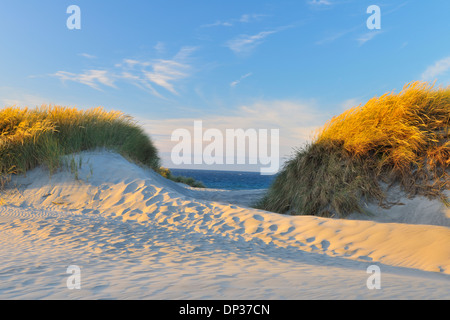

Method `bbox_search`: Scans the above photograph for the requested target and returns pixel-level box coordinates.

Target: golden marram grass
[258,81,450,217]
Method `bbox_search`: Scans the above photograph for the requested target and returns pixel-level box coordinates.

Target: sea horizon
[169,167,278,190]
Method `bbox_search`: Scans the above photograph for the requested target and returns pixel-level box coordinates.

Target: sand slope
[0,151,449,299]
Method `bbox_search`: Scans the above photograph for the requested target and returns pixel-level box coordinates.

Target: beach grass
[159,167,206,188]
[257,81,450,217]
[0,105,161,185]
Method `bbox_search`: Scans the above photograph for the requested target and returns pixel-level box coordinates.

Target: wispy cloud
[226,27,288,54]
[308,0,332,5]
[53,70,116,90]
[142,46,196,95]
[421,56,450,81]
[52,47,197,98]
[230,72,253,87]
[357,30,382,46]
[315,25,360,45]
[202,20,234,28]
[143,60,189,95]
[78,53,97,59]
[239,14,267,23]
[154,42,166,54]
[201,13,267,28]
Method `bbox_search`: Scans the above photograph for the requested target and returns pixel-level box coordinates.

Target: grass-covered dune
[0,106,161,185]
[258,81,450,217]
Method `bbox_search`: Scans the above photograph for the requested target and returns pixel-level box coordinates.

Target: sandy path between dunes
[0,151,449,299]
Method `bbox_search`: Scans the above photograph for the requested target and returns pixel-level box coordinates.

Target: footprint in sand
[306,237,316,243]
[253,214,264,222]
[114,197,126,206]
[142,185,159,200]
[280,226,295,236]
[126,209,143,219]
[123,181,141,194]
[321,240,330,251]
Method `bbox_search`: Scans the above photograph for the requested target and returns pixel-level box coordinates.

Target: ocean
[169,169,277,190]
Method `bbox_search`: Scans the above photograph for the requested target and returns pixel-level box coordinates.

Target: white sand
[0,150,449,299]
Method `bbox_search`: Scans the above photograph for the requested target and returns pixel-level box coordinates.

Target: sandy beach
[0,150,448,299]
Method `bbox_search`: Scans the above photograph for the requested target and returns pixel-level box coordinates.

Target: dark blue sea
[169,169,277,190]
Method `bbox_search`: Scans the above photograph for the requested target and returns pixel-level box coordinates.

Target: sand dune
[0,151,449,299]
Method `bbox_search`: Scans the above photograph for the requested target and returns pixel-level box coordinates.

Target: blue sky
[1,0,449,171]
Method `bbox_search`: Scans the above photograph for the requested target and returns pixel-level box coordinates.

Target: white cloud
[154,41,166,53]
[122,59,143,67]
[53,70,116,90]
[421,56,450,81]
[144,60,189,95]
[357,31,382,46]
[201,20,234,28]
[120,70,165,99]
[226,30,279,54]
[126,46,197,96]
[230,72,253,87]
[78,53,96,59]
[174,46,198,61]
[308,0,332,6]
[52,47,197,98]
[239,14,267,23]
[315,25,360,45]
[201,13,266,28]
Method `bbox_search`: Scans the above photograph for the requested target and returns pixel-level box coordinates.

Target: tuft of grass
[159,167,206,188]
[0,105,161,183]
[257,81,450,217]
